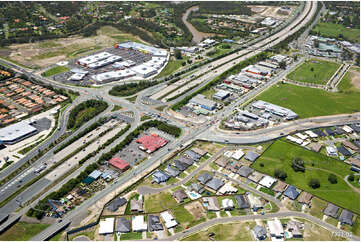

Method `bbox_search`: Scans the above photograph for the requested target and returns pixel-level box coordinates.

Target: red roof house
[109,157,130,171]
[136,134,168,153]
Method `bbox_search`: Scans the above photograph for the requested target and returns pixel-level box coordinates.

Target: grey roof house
[177,156,194,166]
[173,189,188,203]
[115,217,131,233]
[205,178,225,191]
[107,197,127,212]
[165,165,180,177]
[339,210,354,225]
[253,225,267,240]
[237,166,253,177]
[173,160,188,171]
[244,151,260,162]
[283,185,299,200]
[323,203,340,218]
[148,215,163,232]
[152,170,170,184]
[188,183,205,194]
[197,173,213,185]
[234,195,250,209]
[192,148,207,157]
[185,150,201,161]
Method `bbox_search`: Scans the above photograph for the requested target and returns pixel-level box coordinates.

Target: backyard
[286,59,341,85]
[253,82,359,118]
[252,140,360,213]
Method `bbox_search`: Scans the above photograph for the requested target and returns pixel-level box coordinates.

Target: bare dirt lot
[349,69,360,89]
[184,201,207,220]
[0,26,148,68]
[249,5,295,19]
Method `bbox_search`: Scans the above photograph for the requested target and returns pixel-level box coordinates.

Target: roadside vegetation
[41,66,70,77]
[0,221,50,241]
[109,81,160,97]
[67,100,108,129]
[252,140,360,213]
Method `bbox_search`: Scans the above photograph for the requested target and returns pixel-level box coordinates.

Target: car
[280,132,284,135]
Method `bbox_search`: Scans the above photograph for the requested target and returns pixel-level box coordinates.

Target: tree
[291,158,305,172]
[348,174,355,182]
[328,174,338,184]
[174,49,182,59]
[308,178,320,189]
[279,61,286,69]
[310,67,314,72]
[274,168,287,181]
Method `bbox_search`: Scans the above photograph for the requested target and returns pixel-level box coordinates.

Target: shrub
[308,178,320,189]
[274,168,287,181]
[260,163,264,167]
[328,174,338,184]
[348,174,355,182]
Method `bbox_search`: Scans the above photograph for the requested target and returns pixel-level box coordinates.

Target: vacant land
[253,83,359,118]
[338,69,360,92]
[0,222,50,241]
[156,58,185,78]
[312,22,360,43]
[287,59,341,85]
[182,221,255,241]
[0,26,147,68]
[41,66,70,77]
[144,191,178,213]
[302,219,346,241]
[252,140,360,213]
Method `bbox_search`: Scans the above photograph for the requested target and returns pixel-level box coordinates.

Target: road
[162,211,360,241]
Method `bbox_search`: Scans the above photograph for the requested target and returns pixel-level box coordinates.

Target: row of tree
[109,80,161,97]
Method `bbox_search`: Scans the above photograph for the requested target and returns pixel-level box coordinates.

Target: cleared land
[338,69,360,91]
[286,59,341,85]
[156,58,184,78]
[182,221,255,241]
[312,22,360,43]
[41,66,70,77]
[252,140,360,213]
[144,191,178,213]
[253,82,359,118]
[0,222,50,241]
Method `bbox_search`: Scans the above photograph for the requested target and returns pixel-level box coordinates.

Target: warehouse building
[0,121,37,144]
[117,42,168,57]
[212,90,231,101]
[109,157,130,171]
[252,100,298,120]
[189,94,217,111]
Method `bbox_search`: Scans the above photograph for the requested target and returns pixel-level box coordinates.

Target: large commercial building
[91,69,137,82]
[252,100,298,120]
[189,94,217,111]
[0,121,37,144]
[136,134,168,153]
[116,42,168,57]
[77,52,112,66]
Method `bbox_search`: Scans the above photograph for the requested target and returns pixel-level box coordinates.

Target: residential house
[253,225,267,240]
[152,170,170,184]
[188,183,205,194]
[165,165,180,177]
[222,198,235,210]
[173,160,188,171]
[215,157,229,168]
[244,151,260,162]
[130,198,143,213]
[115,217,131,233]
[107,197,127,212]
[197,173,213,185]
[309,143,322,153]
[297,192,313,206]
[217,182,237,195]
[148,215,163,232]
[192,148,207,157]
[337,145,352,156]
[247,193,263,211]
[132,215,147,232]
[203,197,220,211]
[273,180,289,193]
[267,219,284,239]
[173,189,188,203]
[185,150,201,161]
[234,195,250,209]
[177,156,194,166]
[323,203,340,218]
[286,220,303,238]
[238,166,253,177]
[160,211,178,229]
[284,185,299,200]
[339,210,354,225]
[342,141,359,151]
[205,177,225,191]
[259,176,277,188]
[248,171,264,183]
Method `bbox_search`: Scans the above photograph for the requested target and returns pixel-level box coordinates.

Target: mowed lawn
[287,59,340,84]
[254,83,359,118]
[156,59,184,78]
[0,222,50,241]
[41,65,69,77]
[251,140,360,213]
[312,22,360,43]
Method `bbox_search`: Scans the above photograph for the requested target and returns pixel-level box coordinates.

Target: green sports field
[312,22,360,43]
[287,59,341,84]
[252,140,360,213]
[253,82,359,118]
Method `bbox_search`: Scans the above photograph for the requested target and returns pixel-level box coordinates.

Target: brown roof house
[130,198,143,213]
[172,189,188,203]
[297,192,313,206]
[309,143,322,153]
[273,180,289,193]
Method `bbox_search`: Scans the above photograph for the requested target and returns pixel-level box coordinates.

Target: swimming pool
[284,231,291,239]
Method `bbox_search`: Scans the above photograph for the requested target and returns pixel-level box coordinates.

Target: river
[182,6,216,44]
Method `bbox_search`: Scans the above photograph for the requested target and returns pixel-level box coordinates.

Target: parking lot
[53,47,153,86]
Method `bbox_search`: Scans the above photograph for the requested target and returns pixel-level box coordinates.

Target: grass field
[251,140,360,213]
[0,222,50,241]
[41,66,70,77]
[253,82,359,118]
[156,59,184,78]
[287,59,341,84]
[338,70,360,93]
[312,22,360,43]
[182,221,255,241]
[144,191,178,213]
[118,232,142,240]
[171,206,194,224]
